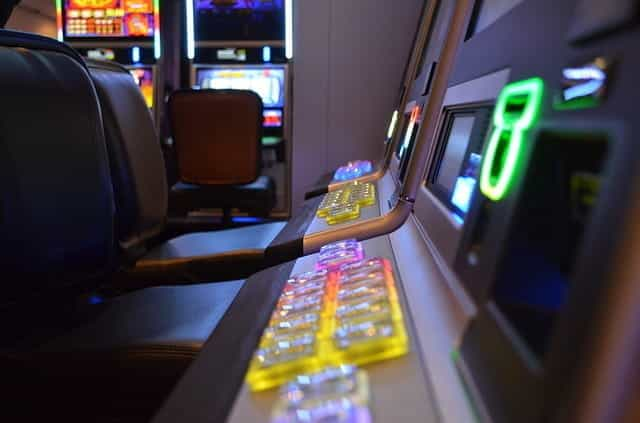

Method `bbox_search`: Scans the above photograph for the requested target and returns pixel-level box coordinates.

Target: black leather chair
[168,89,277,222]
[0,29,245,421]
[86,59,285,288]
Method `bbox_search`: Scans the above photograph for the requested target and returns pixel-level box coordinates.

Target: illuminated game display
[186,0,290,215]
[195,66,286,128]
[60,0,162,117]
[451,153,481,215]
[195,67,285,108]
[195,0,285,41]
[63,0,157,38]
[129,67,154,108]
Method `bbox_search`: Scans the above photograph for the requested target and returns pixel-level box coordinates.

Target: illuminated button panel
[316,239,364,271]
[271,365,372,423]
[333,160,373,182]
[247,241,408,392]
[316,182,376,225]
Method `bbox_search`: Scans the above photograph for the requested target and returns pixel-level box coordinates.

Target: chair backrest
[86,59,168,250]
[0,30,116,303]
[169,89,263,185]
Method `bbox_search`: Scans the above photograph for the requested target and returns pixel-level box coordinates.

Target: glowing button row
[246,254,408,392]
[333,160,373,182]
[316,182,376,225]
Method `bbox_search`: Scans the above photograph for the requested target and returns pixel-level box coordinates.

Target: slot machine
[185,0,293,216]
[57,0,162,125]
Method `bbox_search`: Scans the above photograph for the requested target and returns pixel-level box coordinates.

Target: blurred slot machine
[129,67,154,108]
[58,0,162,126]
[186,0,292,215]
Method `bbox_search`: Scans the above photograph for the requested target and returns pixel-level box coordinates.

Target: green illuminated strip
[262,136,281,146]
[479,78,544,201]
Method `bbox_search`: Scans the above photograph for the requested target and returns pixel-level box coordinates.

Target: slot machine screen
[64,0,156,38]
[195,0,285,42]
[129,67,154,109]
[196,67,285,108]
[196,66,286,128]
[429,108,491,219]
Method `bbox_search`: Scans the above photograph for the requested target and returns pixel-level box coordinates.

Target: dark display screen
[195,0,284,42]
[492,134,608,358]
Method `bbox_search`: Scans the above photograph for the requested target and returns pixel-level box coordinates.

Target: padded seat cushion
[40,280,243,352]
[170,175,276,216]
[4,281,243,421]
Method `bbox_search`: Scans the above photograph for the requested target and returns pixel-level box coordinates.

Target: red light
[263,110,282,127]
[410,106,420,123]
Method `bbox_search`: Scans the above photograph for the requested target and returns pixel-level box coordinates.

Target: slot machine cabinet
[185,0,293,217]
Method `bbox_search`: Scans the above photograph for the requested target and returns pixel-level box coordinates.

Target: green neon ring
[480,77,544,201]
